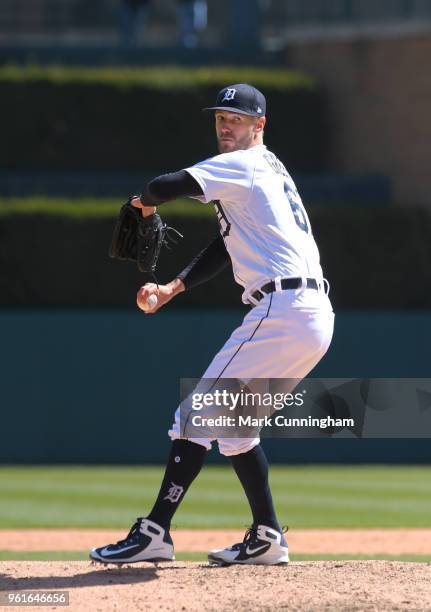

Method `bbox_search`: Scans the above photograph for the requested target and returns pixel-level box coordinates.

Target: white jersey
[185,144,324,304]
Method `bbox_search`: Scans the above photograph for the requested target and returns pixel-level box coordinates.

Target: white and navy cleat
[208,524,289,566]
[90,517,175,565]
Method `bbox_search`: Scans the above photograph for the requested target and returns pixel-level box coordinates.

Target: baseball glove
[109,197,182,275]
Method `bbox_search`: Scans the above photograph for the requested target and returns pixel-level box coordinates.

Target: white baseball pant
[169,286,334,456]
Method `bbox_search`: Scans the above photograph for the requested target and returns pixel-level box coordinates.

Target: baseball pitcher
[91,83,334,566]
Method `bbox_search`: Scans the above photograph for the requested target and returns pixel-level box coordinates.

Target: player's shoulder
[204,145,264,171]
[206,149,247,165]
[219,144,265,161]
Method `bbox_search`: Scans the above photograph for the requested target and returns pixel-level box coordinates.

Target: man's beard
[217,139,236,153]
[217,134,252,153]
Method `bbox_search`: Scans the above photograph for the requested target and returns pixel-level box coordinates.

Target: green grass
[0,65,315,90]
[0,466,430,529]
[0,197,214,219]
[0,552,430,563]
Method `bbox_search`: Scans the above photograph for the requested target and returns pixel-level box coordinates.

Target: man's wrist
[130,196,156,217]
[141,205,156,217]
[169,278,186,295]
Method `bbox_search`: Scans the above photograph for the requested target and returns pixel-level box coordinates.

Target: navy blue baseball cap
[203,83,266,117]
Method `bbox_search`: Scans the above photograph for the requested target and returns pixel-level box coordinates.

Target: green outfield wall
[1,206,431,308]
[0,309,430,464]
[0,66,324,175]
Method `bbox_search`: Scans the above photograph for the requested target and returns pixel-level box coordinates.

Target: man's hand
[137,278,185,314]
[131,196,156,218]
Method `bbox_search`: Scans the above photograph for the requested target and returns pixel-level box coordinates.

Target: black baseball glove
[109,197,182,274]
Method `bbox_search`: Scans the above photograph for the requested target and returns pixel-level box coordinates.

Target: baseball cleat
[90,517,175,564]
[208,525,289,566]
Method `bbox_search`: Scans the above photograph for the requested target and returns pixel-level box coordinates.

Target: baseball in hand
[145,294,158,310]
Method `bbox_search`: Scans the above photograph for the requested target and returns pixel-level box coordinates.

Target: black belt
[251,277,319,303]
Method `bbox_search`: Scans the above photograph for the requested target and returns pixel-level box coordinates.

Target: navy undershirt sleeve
[140,170,230,289]
[177,235,231,291]
[140,170,203,205]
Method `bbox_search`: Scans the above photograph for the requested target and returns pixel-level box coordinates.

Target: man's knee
[217,437,260,457]
[168,406,213,451]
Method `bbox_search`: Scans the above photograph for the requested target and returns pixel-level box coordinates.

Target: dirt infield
[1,530,430,611]
[1,560,430,611]
[1,528,431,555]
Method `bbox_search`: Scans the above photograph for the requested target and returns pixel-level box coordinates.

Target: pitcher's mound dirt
[0,560,430,611]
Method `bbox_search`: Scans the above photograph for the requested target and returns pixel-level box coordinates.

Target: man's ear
[255,116,266,133]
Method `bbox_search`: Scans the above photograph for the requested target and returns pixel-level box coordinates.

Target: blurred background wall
[1,0,430,463]
[285,33,431,207]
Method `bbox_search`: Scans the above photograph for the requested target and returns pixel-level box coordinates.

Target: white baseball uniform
[169,144,334,455]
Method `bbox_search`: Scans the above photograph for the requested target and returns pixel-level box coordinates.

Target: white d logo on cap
[222,88,236,102]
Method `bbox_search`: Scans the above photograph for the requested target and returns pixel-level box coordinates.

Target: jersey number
[284,183,309,234]
[213,200,231,238]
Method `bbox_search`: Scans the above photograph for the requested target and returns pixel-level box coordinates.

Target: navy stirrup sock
[147,439,206,530]
[230,444,282,535]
